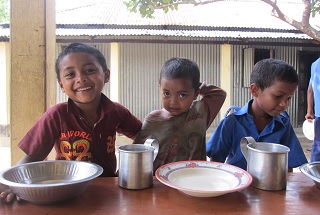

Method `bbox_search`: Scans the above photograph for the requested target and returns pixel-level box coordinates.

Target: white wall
[0,42,8,125]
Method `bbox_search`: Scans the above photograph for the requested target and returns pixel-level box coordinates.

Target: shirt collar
[67,93,116,116]
[233,99,287,126]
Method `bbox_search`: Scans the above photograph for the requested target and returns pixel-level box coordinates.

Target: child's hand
[0,183,21,204]
[305,112,314,122]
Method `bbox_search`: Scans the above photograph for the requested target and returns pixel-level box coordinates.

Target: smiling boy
[0,43,142,204]
[16,43,142,176]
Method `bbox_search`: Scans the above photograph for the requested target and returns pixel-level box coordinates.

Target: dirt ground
[294,127,313,162]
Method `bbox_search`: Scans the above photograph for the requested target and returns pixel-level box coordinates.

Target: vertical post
[10,0,56,165]
[220,44,231,119]
[110,42,120,103]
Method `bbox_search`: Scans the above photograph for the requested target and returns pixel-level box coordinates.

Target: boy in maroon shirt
[0,43,142,203]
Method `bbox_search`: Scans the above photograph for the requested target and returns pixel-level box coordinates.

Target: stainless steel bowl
[0,160,103,205]
[299,162,320,189]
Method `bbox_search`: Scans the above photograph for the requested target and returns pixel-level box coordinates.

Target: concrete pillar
[10,0,56,165]
[220,44,232,119]
[110,42,120,103]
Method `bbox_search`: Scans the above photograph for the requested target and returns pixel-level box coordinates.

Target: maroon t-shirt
[18,94,142,177]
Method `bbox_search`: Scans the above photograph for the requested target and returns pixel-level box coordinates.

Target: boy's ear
[104,69,110,83]
[58,80,65,92]
[250,83,260,97]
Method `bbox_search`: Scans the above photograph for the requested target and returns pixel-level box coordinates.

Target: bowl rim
[299,161,320,183]
[0,160,103,188]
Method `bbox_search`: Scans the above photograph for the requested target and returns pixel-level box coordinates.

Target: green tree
[0,0,9,23]
[124,0,320,42]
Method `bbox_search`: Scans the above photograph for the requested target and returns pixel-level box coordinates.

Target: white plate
[155,161,252,197]
[303,119,314,140]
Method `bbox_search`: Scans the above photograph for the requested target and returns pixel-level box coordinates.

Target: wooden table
[1,173,319,214]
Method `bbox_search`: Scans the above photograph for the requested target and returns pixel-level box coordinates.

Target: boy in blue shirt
[206,58,307,171]
[305,57,320,161]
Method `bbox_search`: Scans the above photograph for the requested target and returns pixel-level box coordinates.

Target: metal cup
[240,137,290,190]
[118,139,158,189]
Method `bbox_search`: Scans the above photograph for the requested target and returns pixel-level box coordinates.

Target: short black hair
[250,58,298,90]
[55,43,108,80]
[159,57,200,89]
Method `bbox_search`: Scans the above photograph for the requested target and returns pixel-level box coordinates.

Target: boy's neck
[249,101,272,133]
[75,99,101,127]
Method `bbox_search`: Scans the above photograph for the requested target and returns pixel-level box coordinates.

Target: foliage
[124,0,319,18]
[0,0,9,23]
[123,0,320,42]
[123,0,181,18]
[311,0,320,17]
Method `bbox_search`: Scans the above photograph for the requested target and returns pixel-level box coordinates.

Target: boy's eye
[84,69,96,74]
[163,92,170,97]
[179,93,188,98]
[64,72,75,78]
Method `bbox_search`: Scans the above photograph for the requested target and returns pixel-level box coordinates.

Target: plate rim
[302,119,314,140]
[155,160,252,195]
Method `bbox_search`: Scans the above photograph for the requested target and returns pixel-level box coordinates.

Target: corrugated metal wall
[119,43,221,126]
[55,40,320,127]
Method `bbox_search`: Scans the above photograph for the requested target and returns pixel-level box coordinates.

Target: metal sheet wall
[54,39,320,127]
[119,43,221,126]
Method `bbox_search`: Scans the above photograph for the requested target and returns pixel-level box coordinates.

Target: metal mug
[240,137,290,191]
[118,139,159,189]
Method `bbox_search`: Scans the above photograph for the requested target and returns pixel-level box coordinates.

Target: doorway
[298,51,319,126]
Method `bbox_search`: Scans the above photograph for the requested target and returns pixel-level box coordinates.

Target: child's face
[160,78,198,116]
[251,80,297,117]
[58,52,109,105]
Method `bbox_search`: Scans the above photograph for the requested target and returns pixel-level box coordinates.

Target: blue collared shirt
[206,100,307,170]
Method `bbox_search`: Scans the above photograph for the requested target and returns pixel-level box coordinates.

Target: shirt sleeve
[281,125,308,168]
[309,62,315,85]
[206,117,232,162]
[200,83,226,128]
[18,110,59,161]
[132,119,155,144]
[115,104,142,139]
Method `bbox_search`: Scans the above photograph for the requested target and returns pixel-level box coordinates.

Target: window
[242,48,275,87]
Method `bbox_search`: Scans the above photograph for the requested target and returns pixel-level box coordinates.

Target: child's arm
[305,85,314,121]
[17,155,41,165]
[199,82,226,128]
[280,117,308,168]
[206,118,232,163]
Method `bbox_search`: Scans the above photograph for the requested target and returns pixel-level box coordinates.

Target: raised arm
[199,82,227,128]
[305,84,314,121]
